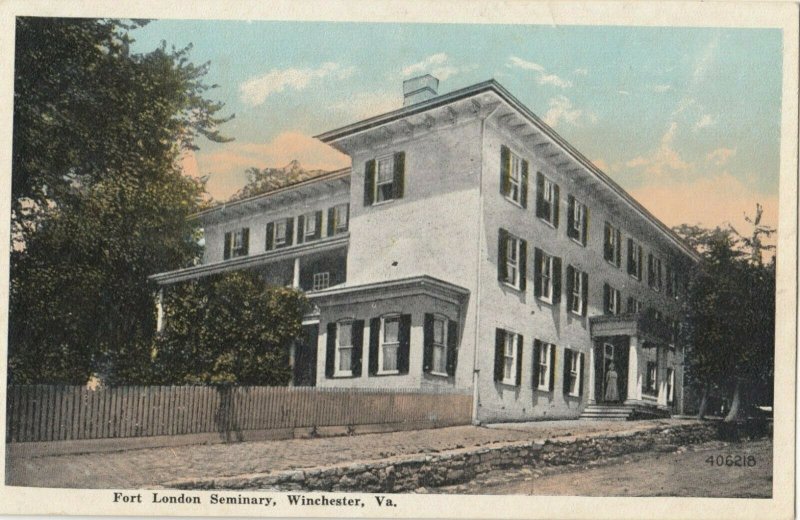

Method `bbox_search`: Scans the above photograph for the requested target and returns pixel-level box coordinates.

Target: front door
[594,338,628,403]
[293,323,319,386]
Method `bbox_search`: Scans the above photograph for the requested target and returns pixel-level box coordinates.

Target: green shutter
[500,145,511,197]
[368,318,380,376]
[297,215,305,244]
[567,195,576,239]
[519,239,527,292]
[223,232,231,259]
[423,313,434,373]
[532,340,541,389]
[552,256,562,304]
[446,320,458,377]
[549,345,556,391]
[393,152,405,199]
[535,172,545,218]
[494,329,505,382]
[325,323,336,378]
[520,159,529,208]
[364,159,376,206]
[398,314,411,374]
[265,222,274,251]
[565,265,575,312]
[533,248,543,298]
[498,229,508,282]
[352,320,364,377]
[327,207,335,236]
[581,272,589,316]
[563,349,572,395]
[552,183,560,228]
[515,335,524,387]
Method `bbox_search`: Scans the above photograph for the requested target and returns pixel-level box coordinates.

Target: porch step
[580,404,671,421]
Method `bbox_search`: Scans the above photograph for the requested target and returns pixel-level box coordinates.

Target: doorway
[594,338,628,403]
[293,323,319,386]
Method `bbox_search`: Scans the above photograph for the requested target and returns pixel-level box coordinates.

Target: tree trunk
[724,380,742,422]
[697,385,709,419]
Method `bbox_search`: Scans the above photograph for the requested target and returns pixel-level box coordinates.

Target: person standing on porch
[605,362,620,402]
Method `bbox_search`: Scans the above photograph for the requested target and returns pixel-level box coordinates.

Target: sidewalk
[6,418,693,489]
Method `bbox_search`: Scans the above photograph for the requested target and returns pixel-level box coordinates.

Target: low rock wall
[167,421,718,493]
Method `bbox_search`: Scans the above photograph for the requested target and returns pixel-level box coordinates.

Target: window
[627,297,643,314]
[666,265,678,298]
[266,218,294,251]
[379,316,401,374]
[648,254,663,291]
[604,283,621,315]
[536,172,560,226]
[666,368,675,403]
[335,321,354,377]
[670,319,679,348]
[312,272,330,291]
[498,229,527,291]
[533,340,554,391]
[425,314,458,377]
[603,223,621,266]
[500,146,528,206]
[567,266,588,316]
[364,152,405,206]
[494,329,523,386]
[534,248,562,304]
[567,195,588,245]
[646,361,658,395]
[328,203,349,235]
[224,228,249,259]
[563,348,583,397]
[627,239,643,280]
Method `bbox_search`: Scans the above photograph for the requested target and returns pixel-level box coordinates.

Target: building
[150,75,699,422]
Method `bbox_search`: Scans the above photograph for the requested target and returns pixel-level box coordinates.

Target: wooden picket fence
[5,385,473,443]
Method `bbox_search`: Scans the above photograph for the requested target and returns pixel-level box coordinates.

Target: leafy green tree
[9,17,231,384]
[152,272,307,385]
[228,160,327,202]
[674,209,775,421]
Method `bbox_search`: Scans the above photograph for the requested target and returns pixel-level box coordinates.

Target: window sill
[535,385,551,392]
[538,217,557,229]
[629,273,642,282]
[569,236,586,248]
[569,309,584,317]
[568,392,581,398]
[429,371,449,378]
[537,296,555,306]
[501,281,523,292]
[605,258,620,269]
[504,196,524,209]
[377,370,400,376]
[333,372,354,378]
[499,380,518,387]
[371,199,396,207]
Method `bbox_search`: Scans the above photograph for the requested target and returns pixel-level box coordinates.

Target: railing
[5,385,472,443]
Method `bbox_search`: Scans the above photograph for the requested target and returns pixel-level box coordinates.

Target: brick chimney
[403,74,439,107]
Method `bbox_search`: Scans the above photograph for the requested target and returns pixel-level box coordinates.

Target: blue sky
[131,20,783,231]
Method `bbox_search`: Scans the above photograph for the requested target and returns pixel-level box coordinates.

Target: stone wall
[168,421,718,492]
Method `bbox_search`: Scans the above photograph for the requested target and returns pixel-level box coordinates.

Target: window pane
[433,318,445,344]
[383,345,398,371]
[338,323,352,347]
[384,318,399,343]
[504,356,514,380]
[377,183,393,202]
[305,214,316,234]
[432,344,445,373]
[339,347,352,371]
[275,221,286,240]
[504,334,515,356]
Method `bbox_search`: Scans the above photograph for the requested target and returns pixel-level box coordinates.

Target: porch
[584,312,679,419]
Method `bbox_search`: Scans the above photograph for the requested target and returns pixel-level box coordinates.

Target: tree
[152,272,307,385]
[8,18,232,384]
[674,207,775,422]
[228,160,327,202]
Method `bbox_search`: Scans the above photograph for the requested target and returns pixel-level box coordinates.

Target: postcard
[0,0,797,518]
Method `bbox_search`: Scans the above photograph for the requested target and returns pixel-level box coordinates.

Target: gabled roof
[316,80,700,263]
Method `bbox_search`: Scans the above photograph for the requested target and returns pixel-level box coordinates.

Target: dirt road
[441,438,772,498]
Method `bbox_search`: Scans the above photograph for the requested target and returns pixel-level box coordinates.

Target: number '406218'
[705,454,757,467]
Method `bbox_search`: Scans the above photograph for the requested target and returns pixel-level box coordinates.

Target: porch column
[625,335,640,403]
[587,345,596,403]
[155,287,164,333]
[292,257,301,289]
[657,345,668,406]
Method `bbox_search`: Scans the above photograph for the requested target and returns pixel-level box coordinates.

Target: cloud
[694,114,716,131]
[618,90,631,96]
[573,68,588,76]
[508,56,573,88]
[193,131,350,200]
[240,62,355,106]
[706,147,736,166]
[399,53,474,82]
[624,122,690,177]
[629,173,778,236]
[543,95,598,128]
[652,84,672,93]
[592,158,610,171]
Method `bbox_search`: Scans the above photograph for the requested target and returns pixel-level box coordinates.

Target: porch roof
[307,275,470,307]
[148,234,349,286]
[589,313,672,345]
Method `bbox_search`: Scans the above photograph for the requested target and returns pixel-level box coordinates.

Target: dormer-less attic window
[223,228,249,259]
[364,152,405,206]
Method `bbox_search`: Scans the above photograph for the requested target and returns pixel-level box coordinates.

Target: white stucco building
[150,76,699,422]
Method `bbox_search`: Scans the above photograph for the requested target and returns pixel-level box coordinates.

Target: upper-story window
[603,222,621,267]
[627,297,643,314]
[536,172,560,227]
[567,195,588,246]
[223,228,249,260]
[666,264,678,298]
[500,145,528,208]
[494,328,522,387]
[627,239,643,280]
[648,253,663,291]
[498,229,527,291]
[266,218,294,251]
[603,283,621,315]
[327,203,350,236]
[297,210,322,244]
[364,152,405,206]
[534,248,562,305]
[312,272,330,291]
[566,265,588,316]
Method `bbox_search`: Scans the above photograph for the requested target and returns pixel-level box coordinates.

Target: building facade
[151,76,699,422]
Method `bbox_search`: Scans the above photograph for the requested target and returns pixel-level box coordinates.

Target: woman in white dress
[604,363,620,402]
